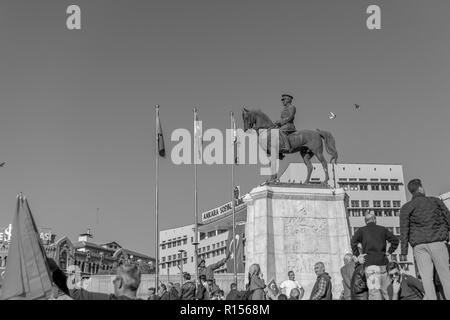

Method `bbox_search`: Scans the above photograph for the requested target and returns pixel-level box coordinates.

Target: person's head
[314,262,325,276]
[364,212,376,225]
[112,263,141,297]
[288,271,295,281]
[218,290,225,300]
[47,258,70,296]
[207,279,214,288]
[199,275,207,284]
[159,283,167,291]
[248,263,261,284]
[148,287,156,295]
[281,94,293,106]
[278,294,288,300]
[183,272,191,281]
[343,253,353,265]
[387,262,401,282]
[407,179,425,195]
[290,288,300,300]
[230,282,237,291]
[198,259,206,268]
[168,281,174,289]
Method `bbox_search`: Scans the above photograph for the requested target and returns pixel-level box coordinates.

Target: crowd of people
[2,178,449,300]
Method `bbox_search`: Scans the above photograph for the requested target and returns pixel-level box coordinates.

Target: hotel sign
[201,197,246,223]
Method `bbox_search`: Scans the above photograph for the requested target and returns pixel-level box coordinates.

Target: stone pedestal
[244,184,351,299]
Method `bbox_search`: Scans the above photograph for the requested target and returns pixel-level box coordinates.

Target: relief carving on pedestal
[283,206,329,254]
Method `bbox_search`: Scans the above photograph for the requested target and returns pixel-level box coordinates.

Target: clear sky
[0,0,449,256]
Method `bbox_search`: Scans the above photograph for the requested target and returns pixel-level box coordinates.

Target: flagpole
[193,107,199,285]
[155,105,160,290]
[230,111,237,285]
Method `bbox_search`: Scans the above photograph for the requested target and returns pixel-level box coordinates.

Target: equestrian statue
[242,94,338,185]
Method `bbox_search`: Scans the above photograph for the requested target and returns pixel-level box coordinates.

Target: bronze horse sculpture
[242,108,338,185]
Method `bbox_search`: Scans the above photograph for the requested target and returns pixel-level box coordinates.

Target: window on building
[162,263,166,269]
[191,257,193,263]
[349,184,358,191]
[212,244,216,250]
[373,201,381,208]
[200,233,206,241]
[183,258,187,264]
[172,254,176,260]
[391,184,400,191]
[393,209,400,216]
[168,256,171,261]
[359,184,368,191]
[340,184,349,191]
[400,255,407,262]
[381,184,389,191]
[178,253,181,259]
[371,184,380,191]
[374,209,383,216]
[184,252,187,257]
[161,244,166,250]
[207,246,210,251]
[393,201,401,208]
[168,243,172,248]
[177,241,182,246]
[212,251,216,257]
[207,253,210,259]
[361,200,370,208]
[162,257,166,262]
[383,201,391,208]
[191,237,193,243]
[351,200,360,208]
[351,210,361,217]
[384,210,393,217]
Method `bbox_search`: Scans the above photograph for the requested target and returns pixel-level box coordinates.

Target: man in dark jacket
[400,179,450,300]
[350,212,399,300]
[387,262,424,300]
[179,272,196,300]
[350,262,368,300]
[195,275,209,300]
[340,253,356,300]
[167,282,179,300]
[310,262,332,300]
[225,282,242,300]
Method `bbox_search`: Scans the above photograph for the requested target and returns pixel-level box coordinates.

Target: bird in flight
[354,104,360,110]
[0,162,5,167]
[329,112,336,119]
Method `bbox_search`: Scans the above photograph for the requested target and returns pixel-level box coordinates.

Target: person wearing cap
[274,94,296,157]
[350,212,399,300]
[197,250,231,282]
[180,272,196,300]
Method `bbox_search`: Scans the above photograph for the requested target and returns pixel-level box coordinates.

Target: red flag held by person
[0,194,53,300]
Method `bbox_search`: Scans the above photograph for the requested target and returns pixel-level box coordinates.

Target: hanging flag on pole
[0,194,53,300]
[231,112,239,165]
[193,108,202,164]
[156,105,165,157]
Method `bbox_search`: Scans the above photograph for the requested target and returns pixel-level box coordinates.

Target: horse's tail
[316,129,338,164]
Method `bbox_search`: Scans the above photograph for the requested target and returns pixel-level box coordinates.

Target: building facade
[159,195,247,277]
[0,227,155,276]
[280,162,415,272]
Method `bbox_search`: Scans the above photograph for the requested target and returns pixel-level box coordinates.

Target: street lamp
[178,249,186,285]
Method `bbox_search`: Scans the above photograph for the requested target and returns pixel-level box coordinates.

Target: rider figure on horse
[274,94,296,156]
